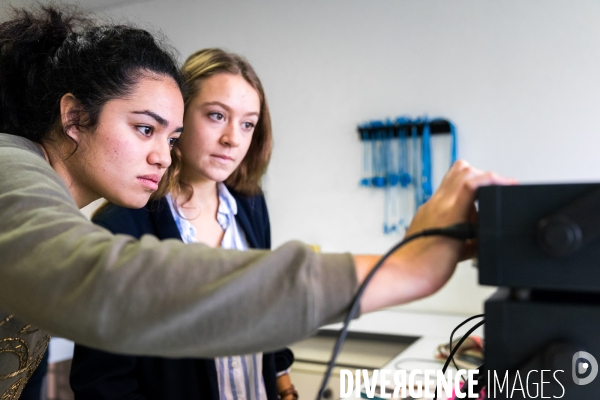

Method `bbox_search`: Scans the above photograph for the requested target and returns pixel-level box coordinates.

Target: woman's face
[179,73,260,184]
[68,74,184,208]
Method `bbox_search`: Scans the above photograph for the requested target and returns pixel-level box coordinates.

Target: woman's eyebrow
[202,101,259,117]
[133,110,183,133]
[132,110,169,126]
[202,101,229,110]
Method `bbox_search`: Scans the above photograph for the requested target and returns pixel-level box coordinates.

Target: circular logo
[572,351,598,385]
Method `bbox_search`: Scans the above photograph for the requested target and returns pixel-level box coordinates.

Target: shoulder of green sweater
[0,133,77,208]
[0,132,45,157]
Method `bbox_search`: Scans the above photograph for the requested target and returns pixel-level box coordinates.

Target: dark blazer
[70,191,293,400]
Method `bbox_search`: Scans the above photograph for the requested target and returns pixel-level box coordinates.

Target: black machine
[477,184,600,399]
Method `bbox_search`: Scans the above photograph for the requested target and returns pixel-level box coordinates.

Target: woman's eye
[243,122,256,130]
[209,112,224,121]
[136,125,153,136]
[168,137,179,148]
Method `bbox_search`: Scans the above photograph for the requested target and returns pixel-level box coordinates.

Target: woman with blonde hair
[70,48,297,400]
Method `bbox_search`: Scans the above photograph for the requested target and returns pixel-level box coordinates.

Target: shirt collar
[217,183,238,216]
[166,184,237,234]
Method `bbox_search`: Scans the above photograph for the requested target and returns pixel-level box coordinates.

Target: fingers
[438,161,516,206]
[441,160,516,195]
[409,161,516,233]
[465,170,518,192]
[434,160,481,200]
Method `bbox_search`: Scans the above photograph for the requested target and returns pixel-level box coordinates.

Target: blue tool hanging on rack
[421,117,433,204]
[384,119,400,234]
[357,117,457,234]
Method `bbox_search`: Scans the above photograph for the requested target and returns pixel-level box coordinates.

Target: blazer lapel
[147,198,183,241]
[229,190,268,250]
[204,359,221,399]
[234,209,261,249]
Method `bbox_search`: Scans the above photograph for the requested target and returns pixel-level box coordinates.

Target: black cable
[471,363,487,395]
[443,320,485,374]
[449,314,485,372]
[315,222,477,400]
[434,319,486,400]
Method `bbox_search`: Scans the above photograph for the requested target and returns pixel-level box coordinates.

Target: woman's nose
[148,141,172,168]
[220,123,240,147]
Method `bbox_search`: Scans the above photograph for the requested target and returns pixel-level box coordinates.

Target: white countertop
[321,309,485,400]
[321,308,484,339]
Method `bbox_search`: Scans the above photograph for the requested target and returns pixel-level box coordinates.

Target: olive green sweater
[0,133,357,396]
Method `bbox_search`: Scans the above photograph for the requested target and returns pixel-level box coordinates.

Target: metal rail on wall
[358,117,456,234]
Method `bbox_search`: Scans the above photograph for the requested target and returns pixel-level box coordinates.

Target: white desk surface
[321,309,484,400]
[320,308,484,339]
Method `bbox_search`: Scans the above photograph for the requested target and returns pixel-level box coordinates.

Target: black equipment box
[485,289,600,399]
[477,183,600,293]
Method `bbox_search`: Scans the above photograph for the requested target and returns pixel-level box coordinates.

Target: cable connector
[423,223,477,240]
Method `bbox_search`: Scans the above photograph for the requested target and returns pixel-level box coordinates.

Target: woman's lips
[211,154,234,164]
[138,174,160,191]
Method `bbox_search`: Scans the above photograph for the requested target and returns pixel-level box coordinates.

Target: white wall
[11,0,600,315]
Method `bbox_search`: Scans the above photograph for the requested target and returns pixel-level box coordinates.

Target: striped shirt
[167,183,267,400]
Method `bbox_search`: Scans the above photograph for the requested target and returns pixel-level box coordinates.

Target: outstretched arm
[0,142,512,358]
[355,160,516,313]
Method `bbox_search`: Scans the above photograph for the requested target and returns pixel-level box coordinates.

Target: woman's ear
[59,93,84,143]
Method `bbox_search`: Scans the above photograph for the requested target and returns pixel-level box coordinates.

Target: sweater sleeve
[0,142,358,358]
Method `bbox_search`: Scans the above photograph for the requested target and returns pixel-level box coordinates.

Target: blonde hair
[154,48,273,200]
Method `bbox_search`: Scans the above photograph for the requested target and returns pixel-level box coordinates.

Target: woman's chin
[108,193,151,209]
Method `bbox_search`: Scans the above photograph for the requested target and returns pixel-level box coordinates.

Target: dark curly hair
[0,5,184,143]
